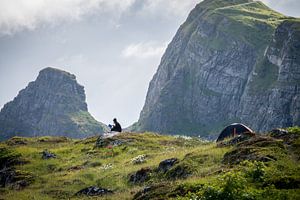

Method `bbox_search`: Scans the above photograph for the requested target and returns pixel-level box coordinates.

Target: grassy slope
[184,0,289,51]
[199,1,291,53]
[0,128,299,200]
[70,111,108,133]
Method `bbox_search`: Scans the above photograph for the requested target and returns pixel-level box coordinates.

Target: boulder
[270,128,300,145]
[221,136,285,165]
[157,158,178,173]
[75,186,113,196]
[0,168,33,189]
[129,168,152,184]
[42,150,57,159]
[165,164,192,180]
[270,128,289,138]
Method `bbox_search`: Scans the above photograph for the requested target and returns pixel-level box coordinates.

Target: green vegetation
[0,128,299,199]
[213,1,288,49]
[70,111,108,133]
[182,0,291,52]
[249,57,279,92]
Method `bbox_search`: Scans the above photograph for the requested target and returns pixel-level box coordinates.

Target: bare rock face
[238,20,300,132]
[0,67,105,140]
[134,0,300,137]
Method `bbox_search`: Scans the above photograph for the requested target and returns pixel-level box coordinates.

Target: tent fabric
[217,123,254,142]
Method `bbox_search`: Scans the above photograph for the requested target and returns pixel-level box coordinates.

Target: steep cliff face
[135,0,300,136]
[0,67,106,140]
[239,19,300,132]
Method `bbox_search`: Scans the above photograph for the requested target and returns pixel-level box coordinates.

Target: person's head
[113,118,117,124]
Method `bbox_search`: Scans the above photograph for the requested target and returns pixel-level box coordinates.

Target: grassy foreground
[0,129,299,200]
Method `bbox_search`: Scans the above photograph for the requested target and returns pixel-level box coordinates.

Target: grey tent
[216,123,254,142]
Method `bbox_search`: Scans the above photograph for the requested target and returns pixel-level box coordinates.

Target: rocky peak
[0,67,105,140]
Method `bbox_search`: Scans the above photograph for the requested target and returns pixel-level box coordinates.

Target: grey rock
[134,0,300,137]
[41,150,56,159]
[0,67,106,140]
[270,128,289,138]
[0,169,33,189]
[129,168,152,184]
[0,147,33,189]
[157,158,178,173]
[270,128,300,145]
[75,186,113,196]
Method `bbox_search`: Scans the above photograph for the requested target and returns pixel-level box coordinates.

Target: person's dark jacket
[111,122,122,132]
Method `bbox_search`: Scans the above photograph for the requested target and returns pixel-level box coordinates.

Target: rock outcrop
[134,0,300,137]
[0,147,33,189]
[75,186,113,196]
[0,67,106,140]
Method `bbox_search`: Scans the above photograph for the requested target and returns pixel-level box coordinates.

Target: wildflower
[131,154,147,164]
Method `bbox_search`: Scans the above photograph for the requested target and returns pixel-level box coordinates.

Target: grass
[0,133,218,199]
[0,129,299,199]
[69,111,108,134]
[181,0,290,52]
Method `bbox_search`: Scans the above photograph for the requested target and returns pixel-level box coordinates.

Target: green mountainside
[135,0,300,137]
[0,127,299,199]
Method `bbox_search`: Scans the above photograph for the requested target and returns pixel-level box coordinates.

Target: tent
[216,123,254,142]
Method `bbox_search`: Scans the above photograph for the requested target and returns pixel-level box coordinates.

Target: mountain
[0,67,106,140]
[134,0,300,137]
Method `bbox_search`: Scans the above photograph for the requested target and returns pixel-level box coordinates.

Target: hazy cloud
[121,42,167,59]
[0,0,201,36]
[0,0,136,35]
[1,0,299,36]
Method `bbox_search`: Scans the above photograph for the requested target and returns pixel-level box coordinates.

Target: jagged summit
[0,67,105,140]
[38,67,76,79]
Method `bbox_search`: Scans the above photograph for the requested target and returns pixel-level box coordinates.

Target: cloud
[0,0,299,36]
[0,0,201,36]
[0,0,135,36]
[121,41,167,59]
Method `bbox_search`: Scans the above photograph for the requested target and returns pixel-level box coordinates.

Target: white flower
[174,135,193,140]
[100,163,113,170]
[131,154,147,164]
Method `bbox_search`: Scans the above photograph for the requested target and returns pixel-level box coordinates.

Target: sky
[0,0,299,128]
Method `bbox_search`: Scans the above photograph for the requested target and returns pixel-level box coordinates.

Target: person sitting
[109,118,122,132]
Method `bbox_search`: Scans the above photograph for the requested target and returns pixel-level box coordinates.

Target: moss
[214,1,287,47]
[287,126,300,135]
[0,147,22,168]
[69,111,107,133]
